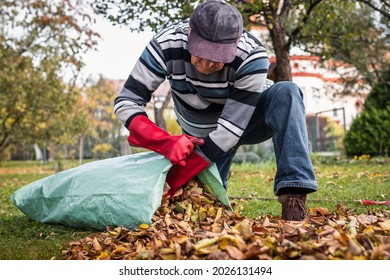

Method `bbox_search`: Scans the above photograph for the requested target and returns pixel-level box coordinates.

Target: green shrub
[344,70,390,157]
[344,107,390,157]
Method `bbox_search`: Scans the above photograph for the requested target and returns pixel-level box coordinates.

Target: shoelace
[286,197,308,221]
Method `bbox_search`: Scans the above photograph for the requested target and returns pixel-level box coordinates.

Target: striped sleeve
[114,38,167,128]
[199,47,270,162]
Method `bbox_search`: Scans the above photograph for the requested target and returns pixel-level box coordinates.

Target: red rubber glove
[128,115,204,166]
[165,151,210,197]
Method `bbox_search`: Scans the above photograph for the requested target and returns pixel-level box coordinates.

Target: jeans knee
[272,81,304,106]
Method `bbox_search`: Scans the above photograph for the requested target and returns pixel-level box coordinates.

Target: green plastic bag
[10,152,231,231]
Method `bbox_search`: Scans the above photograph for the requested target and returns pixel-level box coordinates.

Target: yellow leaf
[97,250,110,260]
[214,207,223,222]
[288,250,301,258]
[159,248,175,254]
[198,207,207,221]
[363,225,375,234]
[191,213,199,223]
[108,230,119,237]
[139,223,150,230]
[184,202,192,222]
[218,238,231,250]
[211,222,223,233]
[193,237,219,251]
[207,206,216,217]
[327,219,338,227]
[161,254,176,260]
[196,248,212,255]
[312,241,325,249]
[112,246,126,254]
[379,220,390,231]
[200,196,213,204]
[353,256,367,260]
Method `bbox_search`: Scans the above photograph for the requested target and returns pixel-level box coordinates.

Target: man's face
[190,55,225,74]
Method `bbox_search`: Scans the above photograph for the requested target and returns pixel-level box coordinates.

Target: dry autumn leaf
[61,179,390,260]
[379,220,390,231]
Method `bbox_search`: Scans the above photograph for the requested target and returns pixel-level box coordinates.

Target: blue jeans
[215,81,318,196]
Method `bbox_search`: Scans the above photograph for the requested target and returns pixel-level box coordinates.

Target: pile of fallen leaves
[61,179,390,260]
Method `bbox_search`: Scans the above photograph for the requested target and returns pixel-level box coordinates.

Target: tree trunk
[154,105,167,130]
[0,136,10,161]
[154,91,172,130]
[269,20,292,81]
[79,135,84,165]
[49,143,56,161]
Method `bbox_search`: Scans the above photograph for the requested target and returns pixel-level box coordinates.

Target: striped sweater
[114,20,270,162]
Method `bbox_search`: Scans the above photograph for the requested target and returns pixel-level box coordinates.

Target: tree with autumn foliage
[94,0,389,85]
[81,77,124,161]
[0,0,99,160]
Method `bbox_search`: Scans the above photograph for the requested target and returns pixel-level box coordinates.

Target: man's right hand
[165,151,210,197]
[128,115,204,166]
[160,134,204,166]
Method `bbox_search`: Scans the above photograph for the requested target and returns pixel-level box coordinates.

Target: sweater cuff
[125,112,148,129]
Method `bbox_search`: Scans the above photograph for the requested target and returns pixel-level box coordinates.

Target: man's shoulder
[154,20,189,44]
[236,30,267,59]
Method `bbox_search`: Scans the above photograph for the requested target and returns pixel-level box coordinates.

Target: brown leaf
[279,221,299,235]
[357,214,371,225]
[318,225,336,237]
[262,216,278,227]
[348,239,362,256]
[243,244,269,259]
[252,225,270,234]
[60,178,390,261]
[238,219,253,239]
[92,238,102,251]
[171,234,188,244]
[311,207,331,215]
[378,220,390,231]
[356,234,374,251]
[225,245,244,260]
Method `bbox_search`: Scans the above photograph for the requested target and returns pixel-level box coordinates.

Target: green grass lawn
[229,158,389,218]
[0,157,389,260]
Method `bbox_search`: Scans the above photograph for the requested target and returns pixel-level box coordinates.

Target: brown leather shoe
[278,193,308,221]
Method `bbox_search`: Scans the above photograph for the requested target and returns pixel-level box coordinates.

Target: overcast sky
[80,15,155,82]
